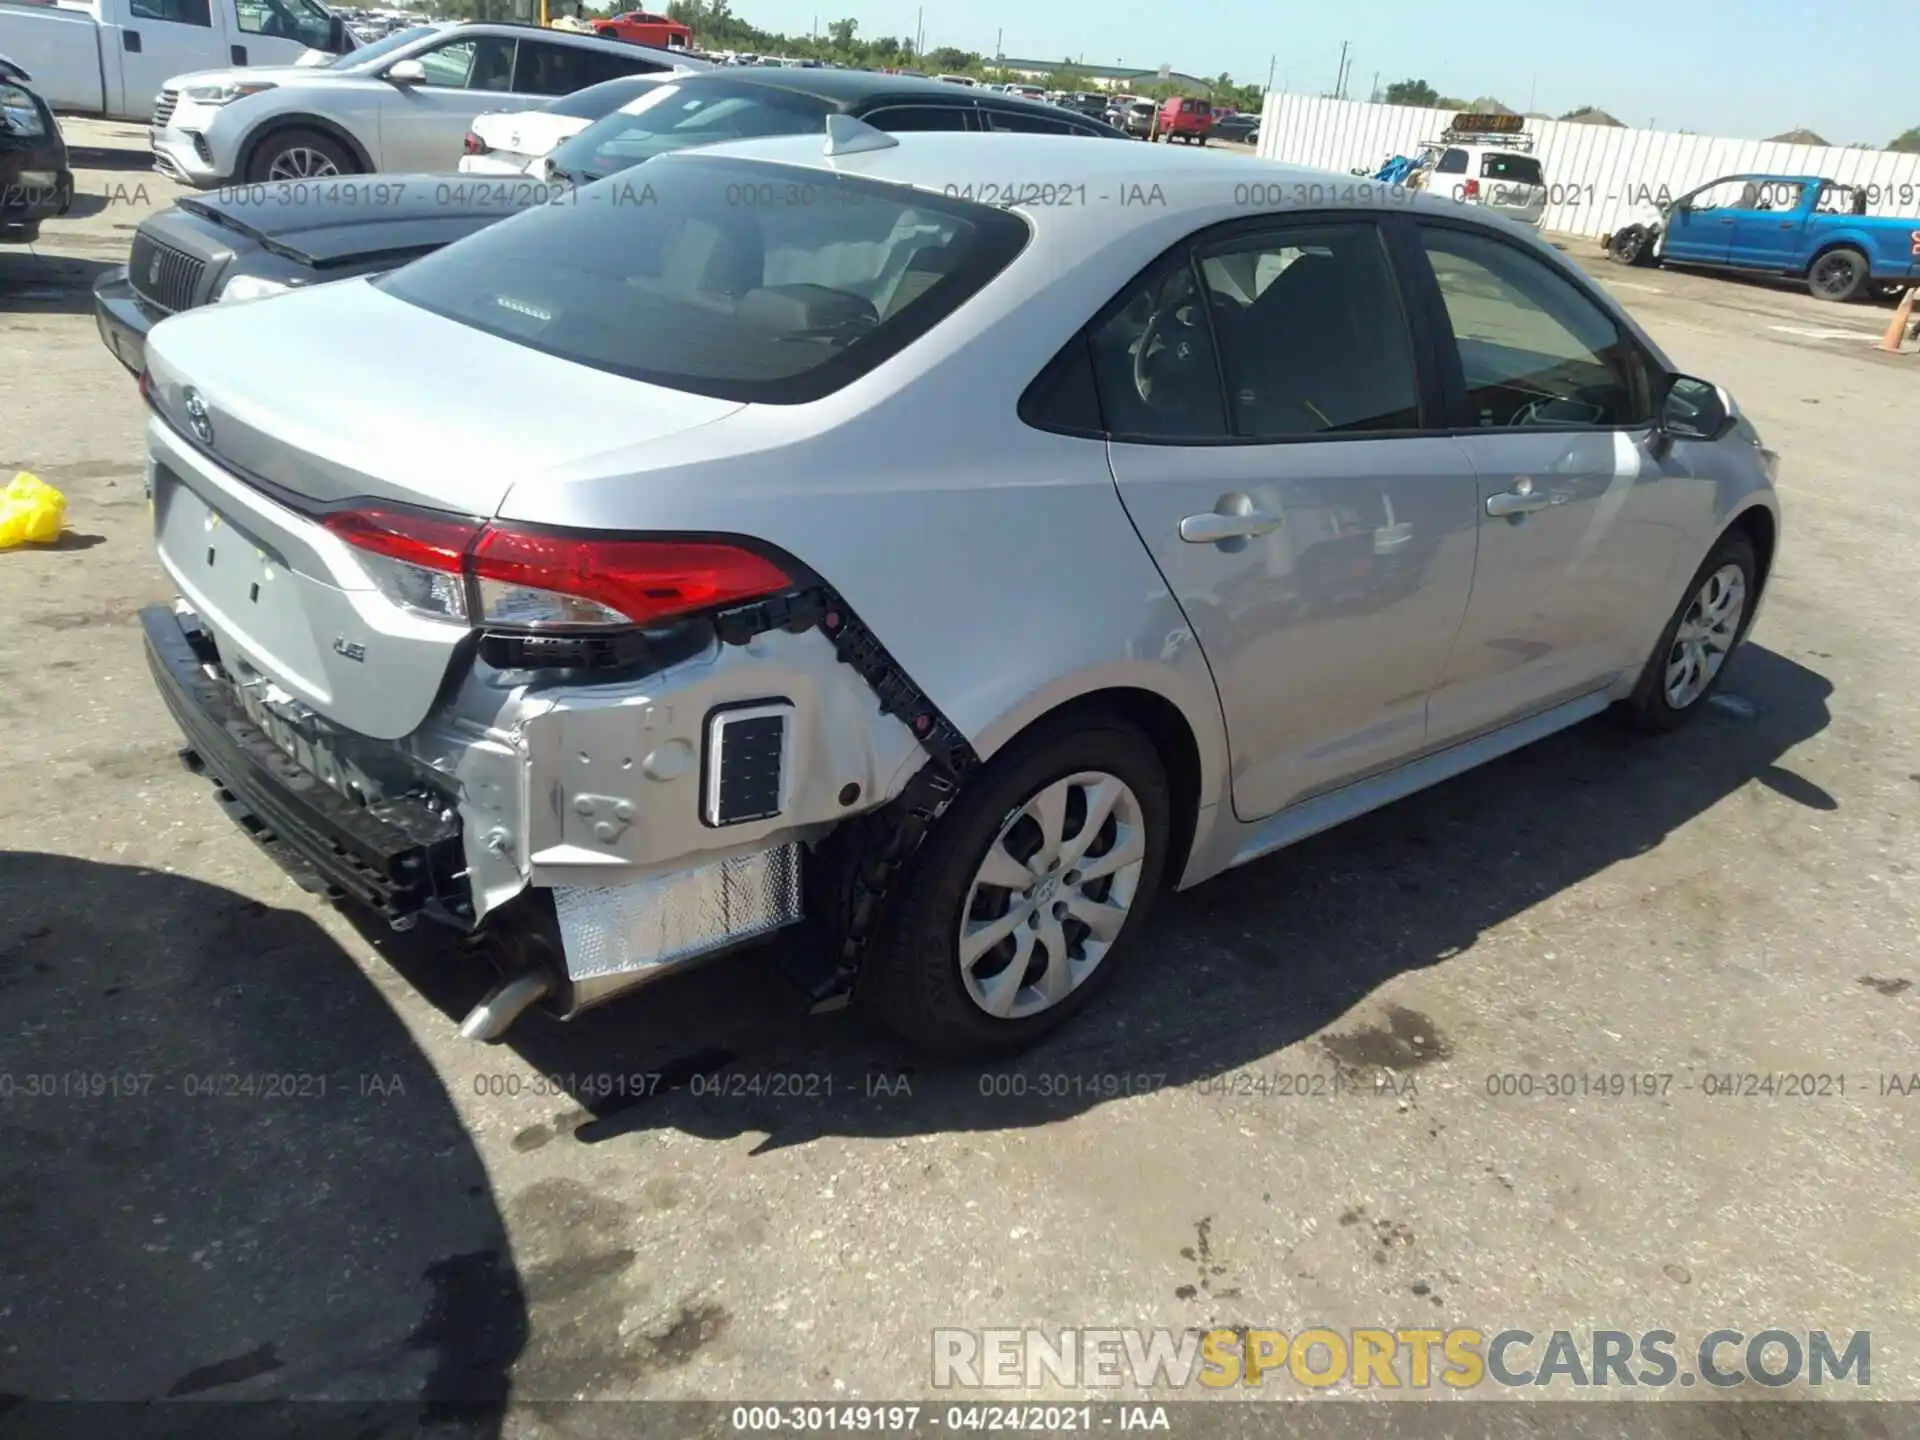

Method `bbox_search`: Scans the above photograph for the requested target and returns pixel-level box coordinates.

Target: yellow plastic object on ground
[0,472,68,548]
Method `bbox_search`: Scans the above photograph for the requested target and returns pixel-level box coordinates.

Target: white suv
[1420,134,1547,228]
[151,20,709,186]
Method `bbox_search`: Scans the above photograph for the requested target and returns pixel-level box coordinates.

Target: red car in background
[592,9,694,49]
[1156,95,1214,144]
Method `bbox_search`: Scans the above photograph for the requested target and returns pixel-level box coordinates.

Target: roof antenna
[823,113,900,158]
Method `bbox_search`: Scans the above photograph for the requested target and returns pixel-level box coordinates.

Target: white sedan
[459,71,669,175]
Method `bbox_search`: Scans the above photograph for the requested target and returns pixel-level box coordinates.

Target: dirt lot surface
[2,120,1916,1437]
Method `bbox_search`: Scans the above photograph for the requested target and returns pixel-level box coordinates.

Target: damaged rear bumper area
[144,602,468,922]
[141,592,933,1039]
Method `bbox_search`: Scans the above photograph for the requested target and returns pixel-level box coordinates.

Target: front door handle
[1180,506,1282,545]
[1485,477,1554,518]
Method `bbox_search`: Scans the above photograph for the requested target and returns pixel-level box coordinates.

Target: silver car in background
[150,20,708,185]
[136,127,1780,1057]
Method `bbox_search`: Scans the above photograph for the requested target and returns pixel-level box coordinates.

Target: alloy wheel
[266,147,341,181]
[957,771,1146,1020]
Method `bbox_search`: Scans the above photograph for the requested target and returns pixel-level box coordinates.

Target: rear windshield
[1479,152,1543,186]
[547,80,834,183]
[540,74,667,120]
[377,155,1031,404]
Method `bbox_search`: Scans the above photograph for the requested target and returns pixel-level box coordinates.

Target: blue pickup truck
[1607,173,1920,301]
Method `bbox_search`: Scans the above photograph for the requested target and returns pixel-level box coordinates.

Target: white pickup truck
[0,0,354,122]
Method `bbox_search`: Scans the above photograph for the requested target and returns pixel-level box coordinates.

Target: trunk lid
[177,171,545,267]
[470,111,592,169]
[141,279,746,738]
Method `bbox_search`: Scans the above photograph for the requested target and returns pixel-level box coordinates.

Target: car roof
[670,65,1074,112]
[666,131,1441,247]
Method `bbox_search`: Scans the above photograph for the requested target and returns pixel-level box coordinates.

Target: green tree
[1383,78,1438,107]
[1889,126,1920,153]
[927,45,975,71]
[825,16,856,48]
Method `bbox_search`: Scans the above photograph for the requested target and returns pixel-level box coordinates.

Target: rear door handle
[1485,478,1555,518]
[231,43,248,64]
[1180,508,1282,544]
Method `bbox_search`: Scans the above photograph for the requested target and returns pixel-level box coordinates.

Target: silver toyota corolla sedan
[136,124,1781,1057]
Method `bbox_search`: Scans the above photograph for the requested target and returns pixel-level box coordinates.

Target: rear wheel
[1807,246,1869,302]
[246,128,357,183]
[856,717,1171,1057]
[1618,531,1757,733]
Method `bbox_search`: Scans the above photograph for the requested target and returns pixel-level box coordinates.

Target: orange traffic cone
[1880,284,1918,353]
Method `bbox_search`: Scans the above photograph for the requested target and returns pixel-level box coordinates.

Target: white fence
[1253,94,1920,240]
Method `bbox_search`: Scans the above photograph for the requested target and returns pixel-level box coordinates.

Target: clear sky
[725,0,1918,148]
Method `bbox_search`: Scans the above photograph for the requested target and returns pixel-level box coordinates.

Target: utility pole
[1264,53,1275,95]
[1369,69,1378,103]
[1334,40,1348,98]
[1527,73,1536,112]
[913,5,922,56]
[994,26,1001,63]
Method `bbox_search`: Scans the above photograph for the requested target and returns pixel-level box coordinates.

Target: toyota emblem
[183,387,214,446]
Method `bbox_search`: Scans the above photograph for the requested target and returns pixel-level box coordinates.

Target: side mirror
[385,58,426,85]
[1657,374,1736,443]
[327,14,346,51]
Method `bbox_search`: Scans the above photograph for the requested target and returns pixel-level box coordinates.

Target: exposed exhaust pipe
[459,969,554,1043]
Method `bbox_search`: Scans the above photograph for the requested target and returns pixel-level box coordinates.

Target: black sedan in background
[92,178,545,375]
[93,69,1124,375]
[1,57,73,244]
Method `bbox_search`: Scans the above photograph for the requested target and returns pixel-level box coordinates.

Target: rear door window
[861,104,975,131]
[1196,223,1422,438]
[981,107,1074,134]
[514,41,670,95]
[377,155,1031,404]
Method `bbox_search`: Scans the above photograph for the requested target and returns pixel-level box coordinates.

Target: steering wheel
[1132,293,1221,412]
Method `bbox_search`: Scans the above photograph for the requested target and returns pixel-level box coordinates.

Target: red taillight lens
[323,505,482,570]
[1462,178,1481,199]
[321,507,790,632]
[470,529,791,629]
[463,130,489,155]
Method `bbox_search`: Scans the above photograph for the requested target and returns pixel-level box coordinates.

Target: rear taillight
[1462,178,1481,199]
[462,130,489,155]
[321,506,791,634]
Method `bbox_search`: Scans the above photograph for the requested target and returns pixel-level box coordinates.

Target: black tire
[1806,246,1869,302]
[1618,530,1758,734]
[245,127,358,184]
[1608,225,1649,266]
[855,716,1172,1058]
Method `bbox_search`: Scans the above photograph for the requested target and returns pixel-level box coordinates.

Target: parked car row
[90,87,1781,1057]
